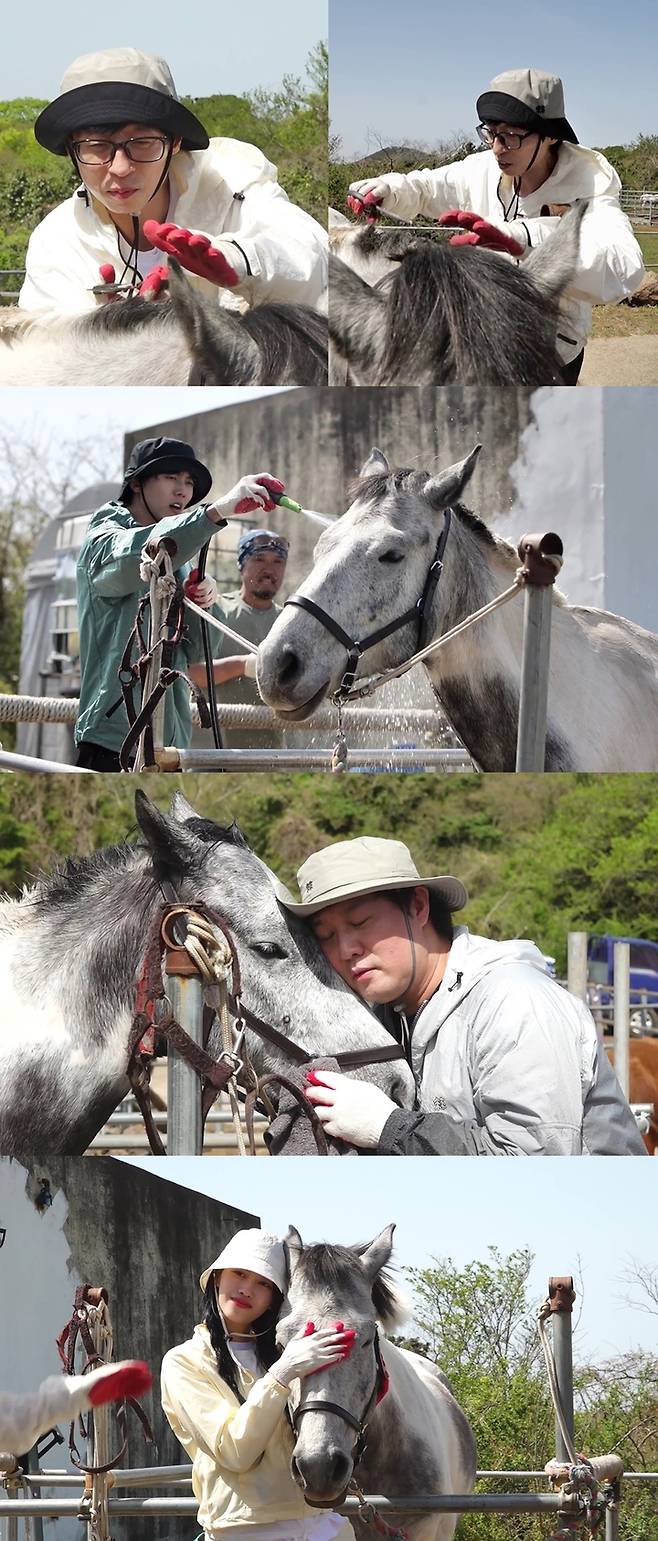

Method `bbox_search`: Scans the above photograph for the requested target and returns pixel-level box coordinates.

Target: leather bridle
[130,887,406,1152]
[284,508,453,703]
[291,1328,388,1498]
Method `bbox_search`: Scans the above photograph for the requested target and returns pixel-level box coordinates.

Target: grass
[589,225,658,337]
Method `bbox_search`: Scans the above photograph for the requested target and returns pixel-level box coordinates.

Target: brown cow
[606,1039,658,1153]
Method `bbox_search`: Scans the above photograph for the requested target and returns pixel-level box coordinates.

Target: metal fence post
[163,930,205,1156]
[549,1277,576,1461]
[613,942,631,1100]
[515,533,563,773]
[567,932,588,1002]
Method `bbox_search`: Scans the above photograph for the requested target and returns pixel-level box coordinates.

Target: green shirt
[213,592,284,748]
[76,500,222,753]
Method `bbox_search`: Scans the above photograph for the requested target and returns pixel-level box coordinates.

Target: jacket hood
[498,142,621,207]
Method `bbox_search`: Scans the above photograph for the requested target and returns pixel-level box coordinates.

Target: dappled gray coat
[378,928,646,1157]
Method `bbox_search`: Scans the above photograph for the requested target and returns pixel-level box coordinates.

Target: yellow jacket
[161,1324,319,1531]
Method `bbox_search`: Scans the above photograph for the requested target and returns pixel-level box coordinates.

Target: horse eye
[378,549,405,564]
[254,941,289,959]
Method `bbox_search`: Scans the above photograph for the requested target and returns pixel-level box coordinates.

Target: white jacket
[364,144,644,361]
[378,928,646,1156]
[19,138,327,315]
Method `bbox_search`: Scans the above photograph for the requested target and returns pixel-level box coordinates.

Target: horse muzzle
[291,1446,354,1504]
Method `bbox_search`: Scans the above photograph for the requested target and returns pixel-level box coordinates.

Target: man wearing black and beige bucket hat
[276,836,646,1157]
[348,67,644,383]
[19,47,326,315]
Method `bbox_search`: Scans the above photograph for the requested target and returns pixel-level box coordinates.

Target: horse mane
[381,241,564,384]
[295,1243,409,1330]
[77,298,179,336]
[179,816,250,850]
[335,236,565,386]
[26,842,142,909]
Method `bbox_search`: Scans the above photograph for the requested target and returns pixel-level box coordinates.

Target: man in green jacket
[75,436,285,770]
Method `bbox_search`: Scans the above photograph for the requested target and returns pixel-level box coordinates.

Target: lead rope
[537,1298,624,1538]
[170,910,248,1155]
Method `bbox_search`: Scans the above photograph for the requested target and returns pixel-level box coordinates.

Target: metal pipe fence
[2,1279,647,1539]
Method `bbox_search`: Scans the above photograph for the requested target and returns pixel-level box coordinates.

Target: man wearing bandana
[203,529,290,750]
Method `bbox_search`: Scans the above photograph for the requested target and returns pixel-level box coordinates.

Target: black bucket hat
[35,48,209,156]
[120,438,213,505]
[477,69,578,145]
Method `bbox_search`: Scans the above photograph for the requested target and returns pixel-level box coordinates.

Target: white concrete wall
[603,389,658,634]
[0,1161,81,1541]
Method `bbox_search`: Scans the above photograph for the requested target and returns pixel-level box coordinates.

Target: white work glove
[304,1070,397,1149]
[206,474,286,523]
[242,655,257,679]
[0,1363,152,1456]
[183,572,218,610]
[347,176,401,217]
[273,1324,355,1386]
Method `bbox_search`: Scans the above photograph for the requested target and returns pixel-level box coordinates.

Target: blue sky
[330,0,658,158]
[1,0,325,98]
[124,1157,658,1361]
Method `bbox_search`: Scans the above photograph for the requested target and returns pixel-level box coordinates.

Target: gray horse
[280,1223,476,1540]
[0,262,327,386]
[0,792,414,1157]
[329,204,585,385]
[257,445,658,771]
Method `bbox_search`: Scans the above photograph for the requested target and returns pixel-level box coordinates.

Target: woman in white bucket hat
[276,837,646,1158]
[347,67,644,383]
[19,47,326,316]
[161,1229,355,1541]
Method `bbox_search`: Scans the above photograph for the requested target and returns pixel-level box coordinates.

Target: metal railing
[1,1277,641,1541]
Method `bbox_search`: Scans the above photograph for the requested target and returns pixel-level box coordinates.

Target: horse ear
[359,447,390,479]
[283,1225,304,1278]
[168,258,260,383]
[358,1223,396,1283]
[524,201,585,300]
[424,445,482,510]
[134,789,202,872]
[170,791,200,825]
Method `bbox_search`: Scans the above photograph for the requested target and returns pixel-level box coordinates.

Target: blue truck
[587,933,658,1036]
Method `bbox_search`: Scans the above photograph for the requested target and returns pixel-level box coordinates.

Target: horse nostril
[278,647,301,687]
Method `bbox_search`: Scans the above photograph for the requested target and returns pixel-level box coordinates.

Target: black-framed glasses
[70,134,169,166]
[477,124,533,152]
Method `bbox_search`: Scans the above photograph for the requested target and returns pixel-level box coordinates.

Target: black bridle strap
[283,508,453,698]
[229,996,407,1071]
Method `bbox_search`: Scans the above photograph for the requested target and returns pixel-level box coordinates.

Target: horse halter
[284,508,453,703]
[291,1328,388,1480]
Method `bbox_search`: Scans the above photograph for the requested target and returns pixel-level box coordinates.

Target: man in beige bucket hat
[277,837,646,1158]
[20,47,326,315]
[348,67,644,382]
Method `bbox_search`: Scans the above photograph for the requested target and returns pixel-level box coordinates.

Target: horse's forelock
[294,1243,404,1326]
[346,467,428,509]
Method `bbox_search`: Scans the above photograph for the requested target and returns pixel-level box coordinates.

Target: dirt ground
[580,332,658,384]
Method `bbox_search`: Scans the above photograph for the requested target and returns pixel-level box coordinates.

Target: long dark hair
[202,1280,283,1405]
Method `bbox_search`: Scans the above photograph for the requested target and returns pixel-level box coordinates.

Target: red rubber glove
[438,210,524,257]
[346,192,383,223]
[143,221,245,287]
[301,1319,355,1374]
[84,1360,152,1407]
[139,264,169,299]
[99,263,116,283]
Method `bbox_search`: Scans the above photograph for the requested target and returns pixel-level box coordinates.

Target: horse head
[257,445,481,718]
[134,792,415,1107]
[278,1222,405,1502]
